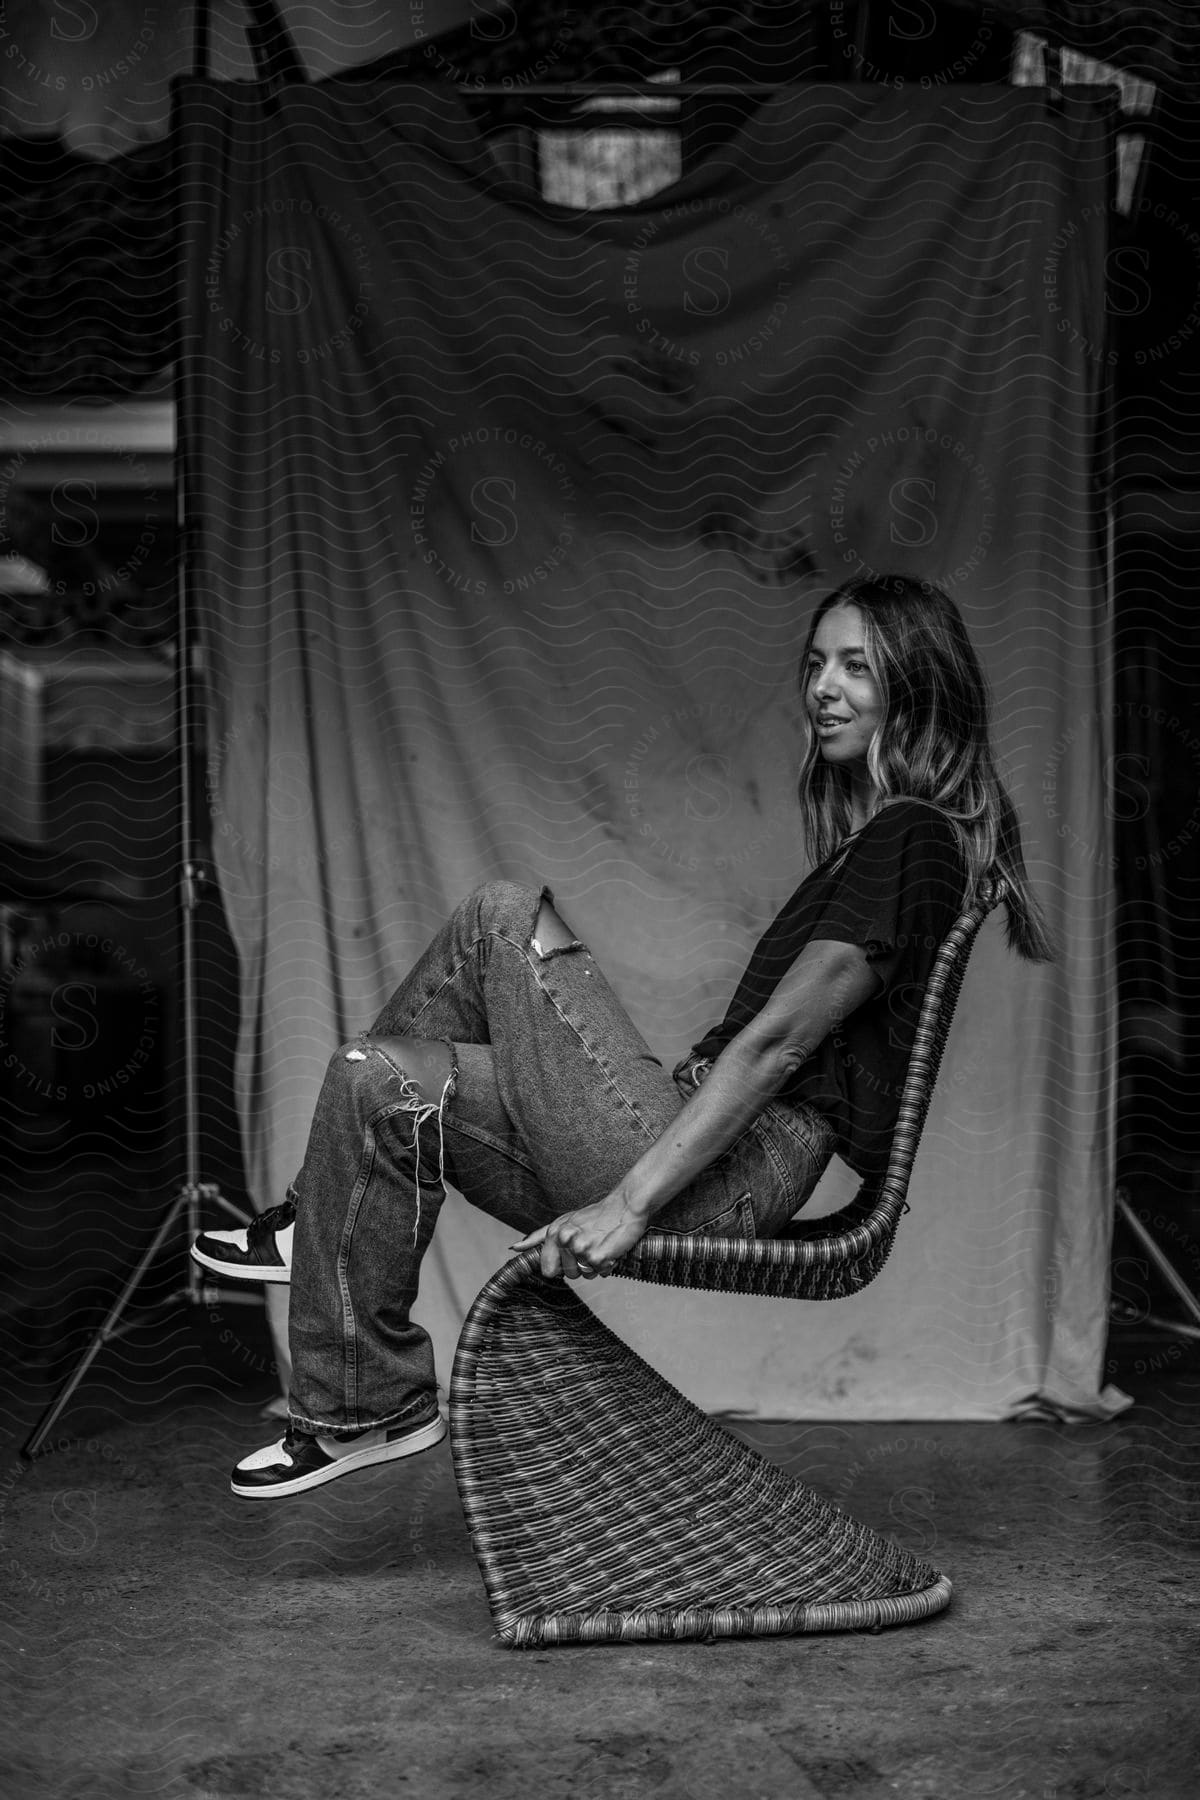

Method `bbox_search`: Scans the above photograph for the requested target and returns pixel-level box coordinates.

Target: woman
[193,574,1052,1498]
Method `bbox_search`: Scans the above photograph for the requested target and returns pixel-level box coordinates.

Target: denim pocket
[744,1103,837,1233]
[656,1190,756,1242]
[762,1099,837,1162]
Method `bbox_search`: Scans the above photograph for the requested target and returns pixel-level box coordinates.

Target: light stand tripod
[21,252,255,1463]
[18,816,257,1459]
[20,611,257,1458]
[1113,1188,1200,1343]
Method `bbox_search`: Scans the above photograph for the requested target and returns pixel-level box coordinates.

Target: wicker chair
[449,879,1005,1648]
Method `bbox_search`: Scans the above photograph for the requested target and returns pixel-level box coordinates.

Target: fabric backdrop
[180,76,1125,1420]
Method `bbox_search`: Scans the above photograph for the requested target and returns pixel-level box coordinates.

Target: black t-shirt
[690,798,967,1181]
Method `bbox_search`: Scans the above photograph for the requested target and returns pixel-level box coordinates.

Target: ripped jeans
[287,882,836,1438]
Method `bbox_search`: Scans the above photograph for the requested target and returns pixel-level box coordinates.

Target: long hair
[797,574,1055,962]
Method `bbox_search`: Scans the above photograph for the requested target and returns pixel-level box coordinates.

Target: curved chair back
[613,876,1007,1301]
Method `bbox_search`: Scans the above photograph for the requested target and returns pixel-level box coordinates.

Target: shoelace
[246,1198,295,1245]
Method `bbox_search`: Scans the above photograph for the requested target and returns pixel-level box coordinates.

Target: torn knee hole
[352,1036,455,1110]
[531,899,587,961]
[530,936,588,961]
[341,1039,456,1251]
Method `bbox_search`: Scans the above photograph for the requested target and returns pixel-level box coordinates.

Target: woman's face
[804,603,884,769]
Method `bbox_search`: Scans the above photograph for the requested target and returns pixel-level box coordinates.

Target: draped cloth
[178,76,1125,1419]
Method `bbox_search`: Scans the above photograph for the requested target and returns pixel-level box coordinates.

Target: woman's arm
[529,938,881,1277]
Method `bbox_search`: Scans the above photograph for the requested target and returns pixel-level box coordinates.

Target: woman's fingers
[513,1212,625,1281]
[510,1226,549,1250]
[537,1216,575,1279]
[564,1237,617,1280]
[538,1216,591,1281]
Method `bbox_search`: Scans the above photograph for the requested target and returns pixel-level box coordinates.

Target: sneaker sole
[190,1243,292,1285]
[230,1415,447,1498]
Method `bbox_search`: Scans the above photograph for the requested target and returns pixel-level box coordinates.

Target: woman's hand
[512,1192,650,1280]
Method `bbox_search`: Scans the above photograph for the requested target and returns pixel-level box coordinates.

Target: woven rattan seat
[450,879,1005,1647]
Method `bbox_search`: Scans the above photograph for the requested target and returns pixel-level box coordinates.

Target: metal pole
[172,43,251,1259]
[853,1,872,72]
[439,82,799,96]
[194,0,210,81]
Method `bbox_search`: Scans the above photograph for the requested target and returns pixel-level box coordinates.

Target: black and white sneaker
[191,1199,295,1285]
[231,1414,447,1498]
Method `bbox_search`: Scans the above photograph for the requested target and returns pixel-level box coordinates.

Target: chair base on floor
[450,1252,952,1649]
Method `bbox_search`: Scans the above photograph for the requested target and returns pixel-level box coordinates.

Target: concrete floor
[1,1308,1198,1800]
